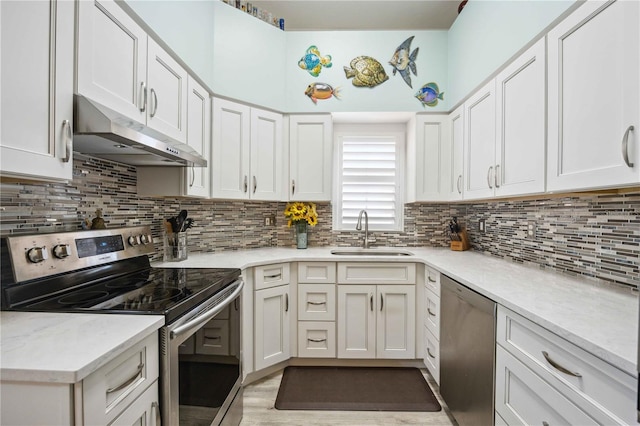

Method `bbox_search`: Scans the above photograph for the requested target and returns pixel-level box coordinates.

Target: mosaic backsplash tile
[1,156,638,288]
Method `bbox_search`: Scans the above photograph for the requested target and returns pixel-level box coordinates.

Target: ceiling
[249,0,463,31]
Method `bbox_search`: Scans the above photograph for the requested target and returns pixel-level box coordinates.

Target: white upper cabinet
[463,80,496,200]
[288,115,333,201]
[447,105,465,200]
[547,0,639,191]
[77,0,188,143]
[211,98,282,200]
[1,0,75,181]
[494,38,546,197]
[414,115,451,201]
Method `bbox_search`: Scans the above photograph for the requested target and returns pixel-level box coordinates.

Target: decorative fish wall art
[343,56,389,88]
[415,82,444,107]
[298,45,332,77]
[305,82,341,104]
[389,36,419,88]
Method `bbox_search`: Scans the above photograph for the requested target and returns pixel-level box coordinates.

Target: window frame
[332,123,406,232]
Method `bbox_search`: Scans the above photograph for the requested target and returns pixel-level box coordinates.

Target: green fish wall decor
[343,56,389,88]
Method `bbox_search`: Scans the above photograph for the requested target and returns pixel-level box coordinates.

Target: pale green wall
[285,31,448,112]
[447,0,576,107]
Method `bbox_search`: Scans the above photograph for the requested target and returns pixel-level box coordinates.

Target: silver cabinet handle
[456,174,462,194]
[292,179,296,195]
[204,335,221,340]
[190,166,195,187]
[265,273,281,279]
[139,82,147,112]
[307,301,326,306]
[427,276,436,283]
[253,175,257,193]
[380,293,384,311]
[495,164,501,188]
[243,175,248,193]
[370,294,373,311]
[622,125,635,167]
[150,88,158,117]
[542,422,549,426]
[487,166,494,189]
[427,308,436,317]
[61,119,72,163]
[427,347,436,359]
[285,293,289,312]
[542,351,582,377]
[106,363,143,394]
[152,401,162,426]
[307,338,327,343]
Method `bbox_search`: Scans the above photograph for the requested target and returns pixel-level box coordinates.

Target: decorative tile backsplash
[1,156,638,288]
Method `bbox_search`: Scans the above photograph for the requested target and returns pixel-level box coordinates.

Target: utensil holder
[164,232,188,262]
[450,229,470,251]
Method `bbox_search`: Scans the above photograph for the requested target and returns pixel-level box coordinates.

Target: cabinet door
[1,0,74,181]
[254,285,290,370]
[289,115,333,201]
[463,80,496,200]
[447,105,464,200]
[376,285,416,359]
[211,98,251,199]
[186,76,211,197]
[415,115,450,201]
[547,0,639,191]
[77,0,147,122]
[109,380,160,426]
[495,39,546,197]
[250,108,283,200]
[146,38,188,143]
[337,285,376,359]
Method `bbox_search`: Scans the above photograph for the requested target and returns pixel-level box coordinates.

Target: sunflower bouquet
[283,202,318,228]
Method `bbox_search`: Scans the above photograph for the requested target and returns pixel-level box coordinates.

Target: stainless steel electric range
[1,226,244,426]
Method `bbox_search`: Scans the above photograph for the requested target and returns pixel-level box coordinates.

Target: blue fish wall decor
[298,45,333,77]
[415,82,444,107]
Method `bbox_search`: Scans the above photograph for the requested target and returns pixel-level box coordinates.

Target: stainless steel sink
[330,248,414,256]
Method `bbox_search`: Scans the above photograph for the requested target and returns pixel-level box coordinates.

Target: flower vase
[295,221,308,249]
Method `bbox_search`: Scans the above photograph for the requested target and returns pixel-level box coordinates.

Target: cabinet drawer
[425,288,440,339]
[423,326,440,385]
[298,262,336,283]
[497,306,635,424]
[83,332,159,426]
[298,284,336,321]
[195,319,230,356]
[496,346,597,425]
[337,263,416,285]
[298,321,336,358]
[109,380,160,426]
[254,263,290,290]
[425,266,440,296]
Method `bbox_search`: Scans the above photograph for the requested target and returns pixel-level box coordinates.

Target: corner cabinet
[547,0,639,191]
[412,115,451,201]
[137,76,211,197]
[211,98,283,201]
[288,115,333,201]
[0,0,74,181]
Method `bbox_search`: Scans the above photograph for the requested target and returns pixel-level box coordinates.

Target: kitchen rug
[274,366,441,412]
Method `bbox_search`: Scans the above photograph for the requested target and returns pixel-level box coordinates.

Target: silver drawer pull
[307,338,327,343]
[307,301,326,305]
[427,276,436,283]
[487,166,494,189]
[106,363,144,394]
[427,308,436,317]
[204,335,221,340]
[427,348,436,359]
[152,401,162,426]
[542,351,582,377]
[265,273,281,279]
[622,125,635,167]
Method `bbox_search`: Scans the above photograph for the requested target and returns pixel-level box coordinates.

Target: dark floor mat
[275,366,442,412]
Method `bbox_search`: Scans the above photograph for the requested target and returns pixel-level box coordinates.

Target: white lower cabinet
[496,306,636,425]
[254,283,291,370]
[423,326,440,384]
[298,321,336,358]
[423,266,441,383]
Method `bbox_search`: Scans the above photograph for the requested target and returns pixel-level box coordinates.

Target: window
[333,124,405,231]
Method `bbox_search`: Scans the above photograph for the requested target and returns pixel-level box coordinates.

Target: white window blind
[334,131,404,231]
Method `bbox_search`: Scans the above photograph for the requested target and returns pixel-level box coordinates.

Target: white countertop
[0,312,164,383]
[155,246,638,376]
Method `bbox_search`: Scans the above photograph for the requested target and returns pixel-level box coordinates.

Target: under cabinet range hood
[73,96,207,167]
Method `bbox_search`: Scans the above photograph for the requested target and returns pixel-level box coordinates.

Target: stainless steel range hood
[73,96,207,167]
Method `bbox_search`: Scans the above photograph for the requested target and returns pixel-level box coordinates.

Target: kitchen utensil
[176,210,188,232]
[168,217,179,233]
[181,218,194,231]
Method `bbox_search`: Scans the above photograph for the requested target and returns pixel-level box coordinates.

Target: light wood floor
[240,368,457,425]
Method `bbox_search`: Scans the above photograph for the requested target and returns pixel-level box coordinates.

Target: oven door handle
[169,279,244,340]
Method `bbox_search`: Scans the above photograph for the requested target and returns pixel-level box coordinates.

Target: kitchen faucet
[355,209,370,249]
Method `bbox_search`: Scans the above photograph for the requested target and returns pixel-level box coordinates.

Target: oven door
[160,279,243,426]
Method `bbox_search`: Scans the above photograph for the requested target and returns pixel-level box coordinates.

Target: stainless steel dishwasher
[440,274,496,426]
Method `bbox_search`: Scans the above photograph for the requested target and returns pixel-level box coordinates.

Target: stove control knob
[140,234,151,245]
[27,246,48,263]
[128,236,140,246]
[53,244,71,259]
